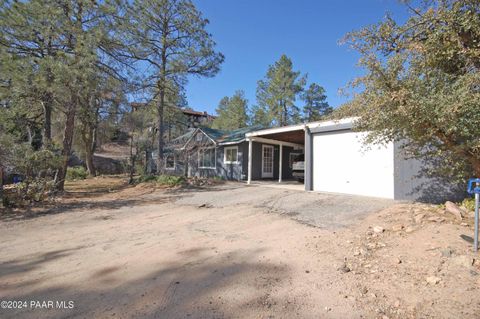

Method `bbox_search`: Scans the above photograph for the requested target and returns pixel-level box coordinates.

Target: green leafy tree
[339,0,480,180]
[124,0,224,170]
[212,90,249,130]
[301,83,332,121]
[255,54,306,126]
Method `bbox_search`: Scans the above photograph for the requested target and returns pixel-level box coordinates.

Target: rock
[441,248,453,257]
[451,255,474,268]
[445,201,463,220]
[324,306,331,312]
[394,257,402,264]
[426,276,441,285]
[405,226,416,233]
[414,213,425,223]
[428,216,445,223]
[373,226,385,233]
[392,224,404,231]
[338,264,351,273]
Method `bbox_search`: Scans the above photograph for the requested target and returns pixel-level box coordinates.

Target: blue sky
[186,0,411,115]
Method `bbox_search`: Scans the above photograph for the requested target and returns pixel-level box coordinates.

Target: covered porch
[245,124,306,187]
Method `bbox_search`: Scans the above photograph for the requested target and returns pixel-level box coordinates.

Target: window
[199,148,216,169]
[224,146,238,164]
[165,154,175,169]
[196,133,203,142]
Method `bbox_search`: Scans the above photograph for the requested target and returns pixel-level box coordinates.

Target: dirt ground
[0,176,479,319]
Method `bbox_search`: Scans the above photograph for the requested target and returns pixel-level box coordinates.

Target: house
[182,109,216,128]
[165,118,462,202]
[130,102,215,128]
[165,125,301,181]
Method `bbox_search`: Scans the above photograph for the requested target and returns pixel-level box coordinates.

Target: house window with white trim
[199,148,216,169]
[224,146,238,164]
[165,154,175,169]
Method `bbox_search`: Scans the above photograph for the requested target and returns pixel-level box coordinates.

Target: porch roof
[245,123,306,144]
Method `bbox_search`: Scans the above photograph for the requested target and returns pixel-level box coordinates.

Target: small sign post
[467,178,480,252]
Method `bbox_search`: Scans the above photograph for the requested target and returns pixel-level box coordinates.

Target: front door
[262,145,274,178]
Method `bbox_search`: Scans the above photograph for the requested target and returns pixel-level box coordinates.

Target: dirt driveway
[1,179,479,318]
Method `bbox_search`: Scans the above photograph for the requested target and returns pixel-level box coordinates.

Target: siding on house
[184,140,297,181]
[393,141,465,203]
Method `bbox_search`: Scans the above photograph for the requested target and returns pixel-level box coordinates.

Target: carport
[245,118,461,201]
[245,124,305,185]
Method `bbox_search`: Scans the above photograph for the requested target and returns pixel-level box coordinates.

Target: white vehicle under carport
[291,153,305,183]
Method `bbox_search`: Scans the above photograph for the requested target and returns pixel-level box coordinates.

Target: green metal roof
[165,125,267,153]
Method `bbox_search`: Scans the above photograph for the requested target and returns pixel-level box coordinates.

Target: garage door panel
[312,131,394,198]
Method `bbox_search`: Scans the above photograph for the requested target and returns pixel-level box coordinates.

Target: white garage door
[312,131,394,198]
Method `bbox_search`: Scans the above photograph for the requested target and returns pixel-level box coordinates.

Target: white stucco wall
[312,131,395,199]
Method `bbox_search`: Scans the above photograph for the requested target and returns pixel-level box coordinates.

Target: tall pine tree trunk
[42,92,53,146]
[83,130,96,177]
[56,102,76,191]
[157,90,165,173]
[156,34,167,174]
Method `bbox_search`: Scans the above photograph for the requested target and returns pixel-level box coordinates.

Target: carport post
[247,138,252,184]
[278,144,283,183]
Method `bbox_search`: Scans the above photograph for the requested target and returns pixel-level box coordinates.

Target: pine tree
[124,0,224,171]
[255,55,306,126]
[212,90,249,130]
[301,83,332,122]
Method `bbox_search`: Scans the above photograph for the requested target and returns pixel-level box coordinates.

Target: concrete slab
[248,180,304,191]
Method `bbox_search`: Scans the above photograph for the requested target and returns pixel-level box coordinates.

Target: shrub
[3,179,55,207]
[460,197,476,212]
[155,175,185,187]
[66,166,88,181]
[138,175,157,183]
[136,174,184,187]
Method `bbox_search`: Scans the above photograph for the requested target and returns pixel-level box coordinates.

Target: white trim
[250,136,304,149]
[182,128,217,150]
[306,117,358,130]
[278,144,283,182]
[198,147,216,169]
[218,139,245,146]
[223,146,239,164]
[197,128,217,145]
[247,139,252,184]
[246,124,306,138]
[165,154,176,170]
[261,145,274,178]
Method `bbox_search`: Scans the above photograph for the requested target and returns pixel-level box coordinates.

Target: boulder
[445,201,463,221]
[392,224,404,232]
[451,255,474,268]
[426,276,441,285]
[373,226,385,233]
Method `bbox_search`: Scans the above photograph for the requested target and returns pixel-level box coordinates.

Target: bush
[137,175,157,183]
[66,166,88,181]
[460,197,476,212]
[137,174,184,187]
[3,179,55,207]
[155,175,184,187]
